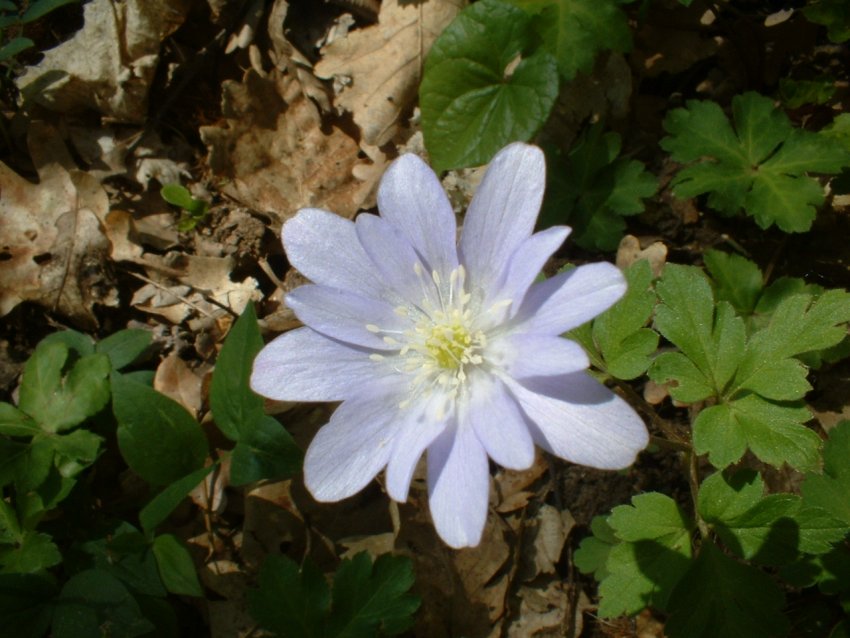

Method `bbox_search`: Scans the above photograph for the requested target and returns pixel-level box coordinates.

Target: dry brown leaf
[315,0,465,146]
[18,0,191,122]
[153,353,203,417]
[130,253,260,324]
[507,581,587,637]
[495,455,548,514]
[201,68,376,225]
[0,125,115,327]
[520,505,575,579]
[616,235,668,277]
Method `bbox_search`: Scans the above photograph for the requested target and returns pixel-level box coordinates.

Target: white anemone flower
[251,143,649,548]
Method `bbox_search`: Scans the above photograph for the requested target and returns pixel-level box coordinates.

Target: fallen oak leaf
[0,125,115,328]
[315,0,465,146]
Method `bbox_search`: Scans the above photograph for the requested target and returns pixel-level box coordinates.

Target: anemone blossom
[251,143,649,548]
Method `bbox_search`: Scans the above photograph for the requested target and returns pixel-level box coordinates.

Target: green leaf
[0,403,38,437]
[18,342,111,433]
[139,465,216,536]
[420,0,559,171]
[20,0,79,23]
[49,429,102,473]
[661,92,850,232]
[703,250,764,317]
[112,373,208,486]
[0,531,62,573]
[802,421,850,526]
[0,573,57,638]
[693,395,819,471]
[249,553,419,638]
[230,416,302,486]
[698,469,765,523]
[590,259,658,379]
[700,471,847,565]
[508,0,632,80]
[78,524,165,598]
[95,329,152,370]
[803,0,850,42]
[596,493,694,616]
[38,330,94,356]
[665,542,788,638]
[778,77,836,109]
[160,184,208,217]
[152,534,202,597]
[540,126,656,250]
[0,36,33,62]
[650,264,745,401]
[11,437,55,493]
[53,569,153,638]
[574,516,618,580]
[248,555,330,638]
[0,499,20,544]
[210,303,264,441]
[329,553,421,637]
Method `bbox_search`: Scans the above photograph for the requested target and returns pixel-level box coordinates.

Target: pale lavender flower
[251,143,649,548]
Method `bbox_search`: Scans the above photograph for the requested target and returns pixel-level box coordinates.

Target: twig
[128,271,215,318]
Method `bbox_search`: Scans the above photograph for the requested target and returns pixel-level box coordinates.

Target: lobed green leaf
[662,92,850,232]
[665,542,788,638]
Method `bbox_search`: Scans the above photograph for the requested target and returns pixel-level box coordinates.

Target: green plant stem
[687,448,710,540]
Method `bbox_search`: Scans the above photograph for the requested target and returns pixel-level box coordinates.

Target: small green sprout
[160,183,210,232]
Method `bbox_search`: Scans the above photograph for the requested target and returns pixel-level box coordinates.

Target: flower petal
[460,143,546,295]
[427,421,490,548]
[355,213,440,309]
[286,284,408,350]
[283,208,386,299]
[494,226,570,312]
[488,333,589,380]
[377,154,459,277]
[466,371,535,470]
[385,395,449,502]
[250,328,388,401]
[304,389,403,501]
[507,372,648,470]
[514,262,626,335]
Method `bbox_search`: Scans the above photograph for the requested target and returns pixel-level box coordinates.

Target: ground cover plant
[1,0,850,636]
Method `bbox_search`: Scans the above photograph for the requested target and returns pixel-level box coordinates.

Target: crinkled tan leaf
[0,125,114,327]
[315,0,465,146]
[18,0,191,122]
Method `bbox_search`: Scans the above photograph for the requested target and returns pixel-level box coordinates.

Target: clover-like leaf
[662,92,850,232]
[420,0,559,171]
[17,341,110,433]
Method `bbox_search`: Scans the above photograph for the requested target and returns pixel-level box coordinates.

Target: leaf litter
[1,1,850,637]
